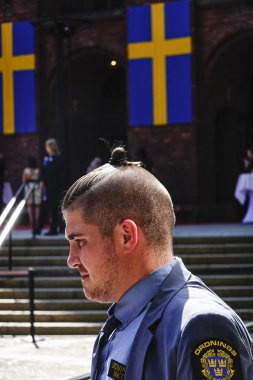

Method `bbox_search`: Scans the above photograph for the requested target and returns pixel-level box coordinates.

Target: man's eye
[76,240,85,247]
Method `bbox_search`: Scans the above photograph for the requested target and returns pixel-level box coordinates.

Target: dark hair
[28,156,38,169]
[62,146,175,251]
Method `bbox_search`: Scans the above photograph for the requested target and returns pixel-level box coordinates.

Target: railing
[245,321,253,332]
[0,267,79,348]
[0,182,37,269]
[0,268,38,346]
[0,183,25,229]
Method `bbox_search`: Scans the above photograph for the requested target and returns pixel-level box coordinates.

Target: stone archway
[198,33,253,221]
[63,50,127,184]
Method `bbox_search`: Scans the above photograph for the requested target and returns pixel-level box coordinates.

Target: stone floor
[0,335,95,380]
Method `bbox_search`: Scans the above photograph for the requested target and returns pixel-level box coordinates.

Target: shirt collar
[110,259,175,326]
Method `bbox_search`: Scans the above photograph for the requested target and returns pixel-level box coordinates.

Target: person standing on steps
[36,138,64,236]
[62,145,253,380]
[22,156,42,228]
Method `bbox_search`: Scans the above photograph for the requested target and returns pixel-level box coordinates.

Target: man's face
[64,208,120,303]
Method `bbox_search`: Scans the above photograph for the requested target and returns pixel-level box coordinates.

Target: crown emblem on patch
[201,349,234,379]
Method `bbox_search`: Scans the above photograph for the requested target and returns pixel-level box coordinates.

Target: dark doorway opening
[198,35,253,221]
[64,51,127,184]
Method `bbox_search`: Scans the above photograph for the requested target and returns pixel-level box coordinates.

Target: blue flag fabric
[127,1,193,126]
[0,21,36,134]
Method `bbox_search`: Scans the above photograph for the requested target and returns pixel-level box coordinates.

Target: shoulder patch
[192,339,242,379]
[108,359,126,380]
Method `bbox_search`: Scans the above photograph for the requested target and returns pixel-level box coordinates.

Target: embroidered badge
[193,339,242,380]
[108,359,126,380]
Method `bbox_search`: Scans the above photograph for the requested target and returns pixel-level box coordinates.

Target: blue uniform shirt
[99,260,175,379]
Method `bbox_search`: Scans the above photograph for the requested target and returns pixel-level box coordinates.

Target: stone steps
[0,310,107,323]
[223,297,253,308]
[0,273,253,288]
[0,288,84,299]
[1,284,253,298]
[2,242,253,255]
[0,257,68,266]
[0,264,252,276]
[175,243,253,254]
[0,300,252,318]
[190,263,253,274]
[181,253,253,264]
[0,299,108,311]
[0,235,252,335]
[0,246,69,255]
[6,235,251,244]
[211,286,253,297]
[1,253,253,267]
[174,236,253,244]
[0,322,102,335]
[0,276,80,288]
[201,274,253,286]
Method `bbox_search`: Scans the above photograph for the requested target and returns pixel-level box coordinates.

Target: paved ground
[1,223,252,379]
[0,335,95,380]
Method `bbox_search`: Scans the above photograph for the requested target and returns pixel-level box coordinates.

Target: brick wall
[127,125,198,206]
[0,0,37,21]
[199,5,253,63]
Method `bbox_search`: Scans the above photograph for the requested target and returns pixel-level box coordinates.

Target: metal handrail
[0,182,37,247]
[0,267,79,348]
[0,268,38,347]
[245,321,253,332]
[0,183,25,228]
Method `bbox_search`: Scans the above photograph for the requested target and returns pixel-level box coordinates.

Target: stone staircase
[0,235,252,335]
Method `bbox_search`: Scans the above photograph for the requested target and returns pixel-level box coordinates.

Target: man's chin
[83,288,113,304]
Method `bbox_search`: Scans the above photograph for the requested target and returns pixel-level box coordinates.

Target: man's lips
[80,272,89,281]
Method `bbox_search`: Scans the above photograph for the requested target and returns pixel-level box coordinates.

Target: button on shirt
[99,260,175,379]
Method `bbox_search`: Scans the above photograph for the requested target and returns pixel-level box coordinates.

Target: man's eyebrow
[66,233,84,240]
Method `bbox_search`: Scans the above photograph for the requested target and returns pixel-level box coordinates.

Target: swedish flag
[0,21,36,134]
[127,1,192,126]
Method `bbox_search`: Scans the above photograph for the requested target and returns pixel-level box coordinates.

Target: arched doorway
[64,50,127,184]
[198,34,253,221]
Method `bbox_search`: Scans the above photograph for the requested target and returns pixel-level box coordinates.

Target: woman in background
[22,156,41,228]
[35,139,64,235]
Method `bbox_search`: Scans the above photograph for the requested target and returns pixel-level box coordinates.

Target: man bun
[109,146,128,167]
[109,146,144,168]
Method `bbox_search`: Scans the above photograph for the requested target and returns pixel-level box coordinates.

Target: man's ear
[117,219,138,253]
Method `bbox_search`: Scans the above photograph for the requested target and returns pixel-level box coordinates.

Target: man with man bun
[62,146,253,380]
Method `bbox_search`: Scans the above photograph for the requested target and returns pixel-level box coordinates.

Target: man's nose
[67,247,80,269]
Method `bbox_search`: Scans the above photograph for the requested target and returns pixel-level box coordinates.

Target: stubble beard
[83,241,120,303]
